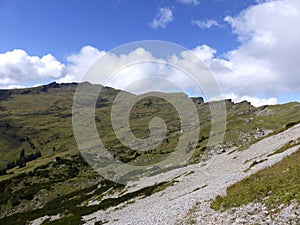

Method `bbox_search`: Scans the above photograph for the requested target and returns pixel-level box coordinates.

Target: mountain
[0,82,299,224]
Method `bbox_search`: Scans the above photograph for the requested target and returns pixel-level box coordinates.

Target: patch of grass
[94,221,109,225]
[268,138,300,157]
[187,218,196,224]
[184,201,200,225]
[149,180,177,194]
[0,177,121,225]
[42,215,83,225]
[228,149,236,155]
[0,174,174,225]
[285,121,300,129]
[192,184,208,192]
[211,148,300,211]
[185,171,195,176]
[0,154,110,218]
[244,159,268,172]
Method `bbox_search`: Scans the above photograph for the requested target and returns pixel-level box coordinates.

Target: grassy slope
[0,154,176,225]
[211,146,300,211]
[0,88,79,182]
[1,84,299,171]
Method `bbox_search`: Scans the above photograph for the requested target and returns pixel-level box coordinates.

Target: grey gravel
[80,124,300,224]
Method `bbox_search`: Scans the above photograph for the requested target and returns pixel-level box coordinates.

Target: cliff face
[191,96,204,105]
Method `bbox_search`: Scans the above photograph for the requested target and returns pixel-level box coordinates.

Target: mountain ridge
[0,82,299,224]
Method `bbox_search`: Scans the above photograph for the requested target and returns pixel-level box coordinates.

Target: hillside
[0,82,299,224]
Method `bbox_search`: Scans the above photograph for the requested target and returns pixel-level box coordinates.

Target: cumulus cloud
[191,19,220,29]
[56,46,106,83]
[67,44,225,100]
[0,84,25,90]
[236,96,278,107]
[211,93,278,107]
[149,7,174,29]
[0,49,64,88]
[190,45,217,61]
[176,0,200,5]
[0,46,105,89]
[224,0,300,93]
[192,0,300,105]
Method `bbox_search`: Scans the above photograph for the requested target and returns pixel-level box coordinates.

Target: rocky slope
[80,124,300,225]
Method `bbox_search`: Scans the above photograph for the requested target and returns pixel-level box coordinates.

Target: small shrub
[10,196,20,207]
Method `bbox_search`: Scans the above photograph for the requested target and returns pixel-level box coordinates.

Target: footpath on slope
[82,124,300,225]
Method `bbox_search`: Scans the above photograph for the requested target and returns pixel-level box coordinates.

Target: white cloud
[238,96,278,107]
[0,84,25,89]
[150,7,174,29]
[221,0,300,95]
[0,49,64,87]
[191,19,220,28]
[176,0,200,5]
[211,93,278,107]
[191,45,217,61]
[73,44,279,106]
[56,45,106,83]
[191,0,300,103]
[57,44,216,97]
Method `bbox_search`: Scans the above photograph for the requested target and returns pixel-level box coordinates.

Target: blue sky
[0,0,299,106]
[0,0,256,60]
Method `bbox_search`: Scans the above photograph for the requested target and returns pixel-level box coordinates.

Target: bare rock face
[41,82,79,92]
[191,97,204,105]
